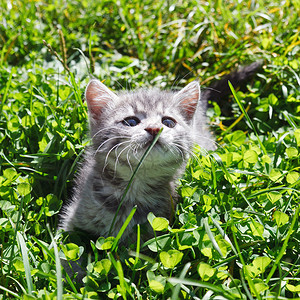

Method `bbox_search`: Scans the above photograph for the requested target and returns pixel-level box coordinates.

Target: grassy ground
[0,0,300,299]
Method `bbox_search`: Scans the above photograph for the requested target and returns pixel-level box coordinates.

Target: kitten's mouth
[144,139,164,150]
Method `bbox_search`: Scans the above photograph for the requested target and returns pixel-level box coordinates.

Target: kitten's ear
[85,79,118,119]
[174,81,200,120]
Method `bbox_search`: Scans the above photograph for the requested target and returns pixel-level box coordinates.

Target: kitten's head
[85,80,202,171]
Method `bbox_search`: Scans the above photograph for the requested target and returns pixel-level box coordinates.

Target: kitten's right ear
[174,81,200,121]
[85,79,118,119]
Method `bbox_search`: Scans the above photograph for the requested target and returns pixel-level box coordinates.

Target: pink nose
[145,127,160,136]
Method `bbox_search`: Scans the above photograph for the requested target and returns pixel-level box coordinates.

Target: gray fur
[59,80,214,239]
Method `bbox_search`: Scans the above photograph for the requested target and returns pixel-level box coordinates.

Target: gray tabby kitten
[60,79,214,239]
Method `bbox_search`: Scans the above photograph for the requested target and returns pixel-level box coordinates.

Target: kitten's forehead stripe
[119,89,174,114]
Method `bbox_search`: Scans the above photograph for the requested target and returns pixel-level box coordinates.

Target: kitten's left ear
[174,81,200,121]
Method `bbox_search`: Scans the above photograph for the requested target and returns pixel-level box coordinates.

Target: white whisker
[172,142,201,164]
[169,143,185,161]
[126,146,134,172]
[193,132,220,149]
[92,126,116,139]
[95,135,130,155]
[102,140,131,173]
[114,144,133,174]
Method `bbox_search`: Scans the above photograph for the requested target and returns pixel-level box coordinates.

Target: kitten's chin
[144,140,162,149]
[136,143,183,165]
[142,141,171,156]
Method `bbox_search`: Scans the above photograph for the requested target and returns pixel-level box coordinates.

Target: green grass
[1,0,300,298]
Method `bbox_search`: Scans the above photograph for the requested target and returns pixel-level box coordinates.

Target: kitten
[60,61,262,241]
[60,79,214,240]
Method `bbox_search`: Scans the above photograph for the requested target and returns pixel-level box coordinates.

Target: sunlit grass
[0,0,299,298]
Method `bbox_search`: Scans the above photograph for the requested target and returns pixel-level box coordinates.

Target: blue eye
[122,117,140,127]
[162,117,176,128]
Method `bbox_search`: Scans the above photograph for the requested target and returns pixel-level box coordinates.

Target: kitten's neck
[92,156,179,208]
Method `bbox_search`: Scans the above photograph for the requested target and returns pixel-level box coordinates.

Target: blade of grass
[266,204,300,284]
[134,224,140,267]
[16,232,33,295]
[208,213,238,256]
[74,47,91,75]
[283,111,298,129]
[47,225,63,300]
[171,262,191,300]
[31,237,55,261]
[5,192,25,299]
[212,254,239,268]
[221,103,251,136]
[69,72,87,120]
[1,66,15,112]
[111,205,137,252]
[128,251,157,266]
[273,132,290,168]
[81,252,92,299]
[168,277,238,300]
[56,147,86,201]
[0,35,18,66]
[116,260,127,300]
[88,24,96,74]
[239,268,255,300]
[109,128,163,235]
[231,226,258,300]
[210,152,217,191]
[228,81,267,156]
[286,65,300,86]
[130,223,141,284]
[0,286,21,299]
[108,253,134,299]
[203,217,224,258]
[5,276,26,295]
[210,153,263,225]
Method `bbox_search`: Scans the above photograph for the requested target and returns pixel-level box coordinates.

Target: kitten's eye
[162,116,176,128]
[122,116,140,127]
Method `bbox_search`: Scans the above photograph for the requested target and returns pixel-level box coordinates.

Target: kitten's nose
[145,127,160,137]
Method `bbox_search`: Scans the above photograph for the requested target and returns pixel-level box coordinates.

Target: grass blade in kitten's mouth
[108,128,163,236]
[144,139,163,149]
